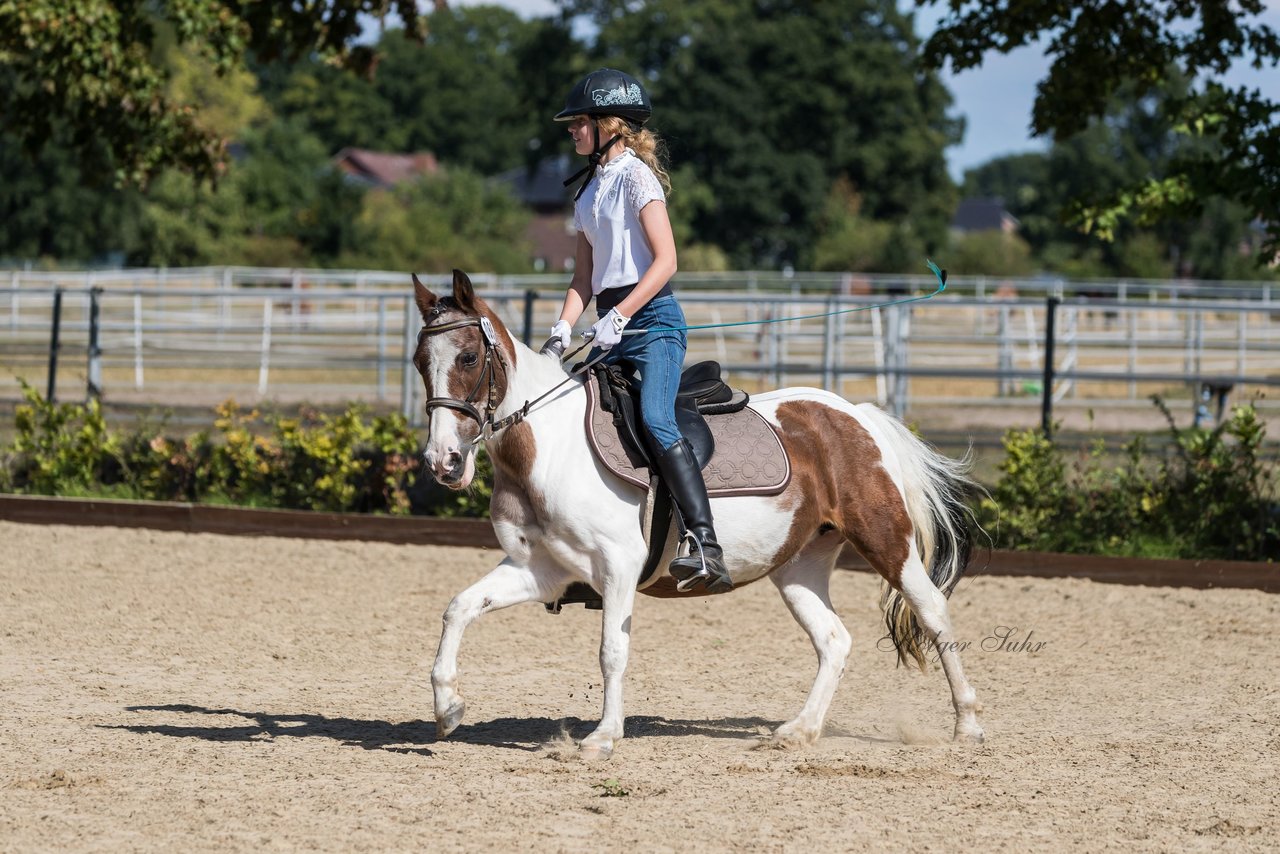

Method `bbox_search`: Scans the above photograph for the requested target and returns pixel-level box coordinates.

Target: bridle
[418,307,511,440]
[417,304,609,445]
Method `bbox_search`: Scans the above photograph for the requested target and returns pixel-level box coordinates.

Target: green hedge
[0,381,491,518]
[2,384,1276,561]
[977,398,1279,561]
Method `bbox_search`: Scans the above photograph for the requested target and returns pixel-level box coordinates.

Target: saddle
[546,360,790,613]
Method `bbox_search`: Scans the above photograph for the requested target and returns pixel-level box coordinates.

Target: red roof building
[332,148,439,188]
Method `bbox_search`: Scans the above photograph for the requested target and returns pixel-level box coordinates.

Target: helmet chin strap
[563,121,623,201]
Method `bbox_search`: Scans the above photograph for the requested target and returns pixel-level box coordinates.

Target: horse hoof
[953,726,985,744]
[436,700,465,738]
[578,739,614,761]
[768,724,817,750]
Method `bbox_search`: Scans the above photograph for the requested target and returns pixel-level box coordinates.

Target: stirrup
[673,534,732,593]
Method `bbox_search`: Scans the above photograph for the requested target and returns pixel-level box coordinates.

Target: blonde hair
[596,115,671,194]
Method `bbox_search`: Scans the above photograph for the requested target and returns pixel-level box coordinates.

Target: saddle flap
[675,403,714,469]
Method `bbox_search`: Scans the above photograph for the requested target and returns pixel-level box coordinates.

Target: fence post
[1238,311,1248,379]
[822,297,836,391]
[133,292,145,389]
[884,305,902,417]
[376,296,388,401]
[219,267,231,333]
[871,307,886,406]
[522,289,536,347]
[895,306,910,417]
[772,318,785,389]
[257,298,272,395]
[997,305,1011,396]
[8,269,17,332]
[401,295,419,423]
[87,287,103,401]
[1127,309,1138,400]
[1042,296,1059,437]
[47,288,64,402]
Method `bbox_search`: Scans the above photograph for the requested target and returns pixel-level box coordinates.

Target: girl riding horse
[546,68,732,595]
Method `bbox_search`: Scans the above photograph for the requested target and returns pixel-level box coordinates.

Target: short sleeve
[573,200,583,233]
[625,162,665,216]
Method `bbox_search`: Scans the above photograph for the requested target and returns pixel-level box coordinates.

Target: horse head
[411,269,515,489]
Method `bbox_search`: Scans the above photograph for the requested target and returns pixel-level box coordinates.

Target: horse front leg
[432,556,562,738]
[579,554,642,761]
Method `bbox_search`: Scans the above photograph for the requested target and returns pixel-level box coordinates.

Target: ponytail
[597,116,671,194]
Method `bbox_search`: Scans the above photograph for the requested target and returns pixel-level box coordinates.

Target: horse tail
[857,406,978,671]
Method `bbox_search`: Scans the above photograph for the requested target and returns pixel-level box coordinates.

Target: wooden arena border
[1,494,1275,593]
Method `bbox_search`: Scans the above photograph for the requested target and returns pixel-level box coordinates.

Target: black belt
[596,282,673,313]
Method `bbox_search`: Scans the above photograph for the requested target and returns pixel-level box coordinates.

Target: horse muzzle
[426,447,475,490]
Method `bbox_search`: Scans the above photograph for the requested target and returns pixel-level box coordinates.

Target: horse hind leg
[890,548,984,743]
[768,538,851,748]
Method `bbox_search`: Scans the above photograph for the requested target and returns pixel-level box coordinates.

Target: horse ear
[452,269,478,314]
[412,273,438,319]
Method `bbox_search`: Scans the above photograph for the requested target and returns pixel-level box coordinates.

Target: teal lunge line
[623,259,948,336]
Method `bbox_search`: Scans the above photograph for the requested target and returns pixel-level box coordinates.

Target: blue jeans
[590,294,688,450]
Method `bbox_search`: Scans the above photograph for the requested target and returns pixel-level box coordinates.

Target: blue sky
[448,0,1280,181]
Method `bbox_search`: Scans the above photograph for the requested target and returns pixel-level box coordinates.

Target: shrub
[0,388,495,517]
[4,380,119,495]
[981,397,1279,560]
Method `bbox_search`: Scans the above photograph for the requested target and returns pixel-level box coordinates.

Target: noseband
[418,310,508,433]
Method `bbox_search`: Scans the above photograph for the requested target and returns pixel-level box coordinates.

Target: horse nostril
[445,451,462,470]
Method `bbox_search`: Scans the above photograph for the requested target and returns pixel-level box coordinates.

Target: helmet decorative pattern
[592,83,645,108]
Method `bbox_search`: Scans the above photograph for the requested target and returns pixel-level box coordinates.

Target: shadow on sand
[100,704,789,756]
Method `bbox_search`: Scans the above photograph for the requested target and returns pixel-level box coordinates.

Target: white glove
[549,319,572,349]
[589,308,629,350]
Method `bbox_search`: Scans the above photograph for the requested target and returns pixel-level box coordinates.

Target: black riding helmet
[554,68,652,126]
[555,68,652,200]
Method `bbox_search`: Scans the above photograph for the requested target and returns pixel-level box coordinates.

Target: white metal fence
[4,267,1280,434]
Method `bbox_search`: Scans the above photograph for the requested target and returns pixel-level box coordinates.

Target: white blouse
[573,148,666,295]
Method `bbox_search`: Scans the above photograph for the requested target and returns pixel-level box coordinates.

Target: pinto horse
[414,270,984,759]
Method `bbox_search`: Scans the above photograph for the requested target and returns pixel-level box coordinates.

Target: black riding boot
[655,438,733,593]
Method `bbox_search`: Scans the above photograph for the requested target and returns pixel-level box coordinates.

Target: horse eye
[460,352,479,368]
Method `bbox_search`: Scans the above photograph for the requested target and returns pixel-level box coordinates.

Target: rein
[420,261,947,445]
[615,260,949,337]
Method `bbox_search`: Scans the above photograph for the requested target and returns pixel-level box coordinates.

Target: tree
[258,61,409,154]
[0,0,424,185]
[812,178,926,274]
[963,75,1274,280]
[920,0,1280,258]
[136,117,371,268]
[560,0,960,267]
[369,9,556,175]
[338,170,533,274]
[260,10,585,177]
[0,127,147,265]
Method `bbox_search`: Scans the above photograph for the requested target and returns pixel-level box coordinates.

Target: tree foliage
[963,75,1274,280]
[560,0,960,267]
[920,0,1280,258]
[0,0,424,185]
[338,170,533,274]
[5,0,1277,278]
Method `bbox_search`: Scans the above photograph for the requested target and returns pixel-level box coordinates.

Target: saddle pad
[584,374,791,497]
